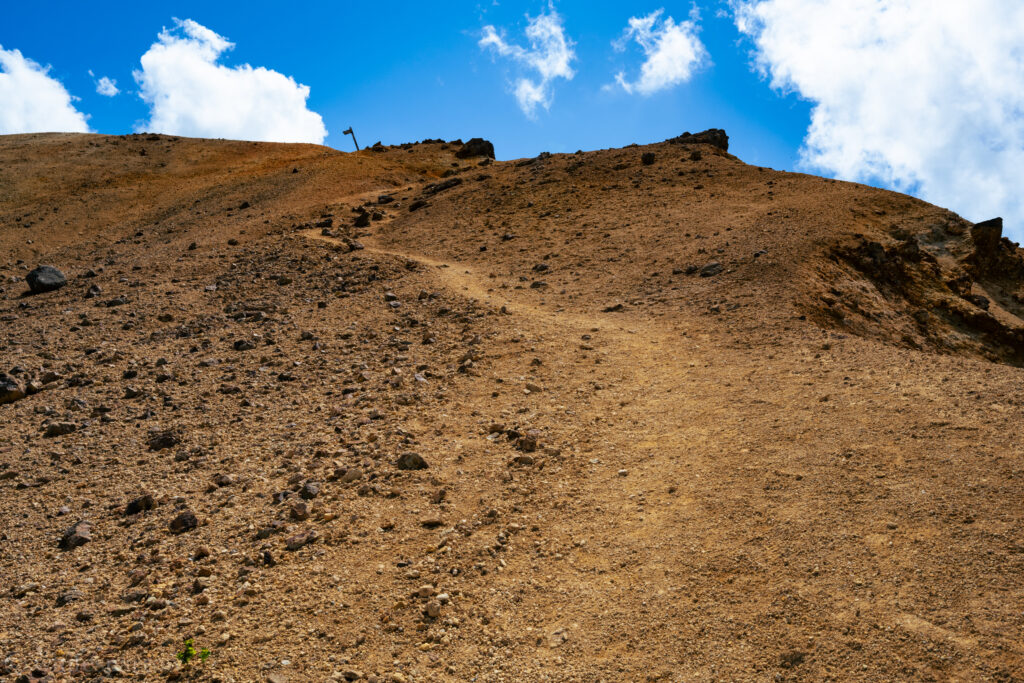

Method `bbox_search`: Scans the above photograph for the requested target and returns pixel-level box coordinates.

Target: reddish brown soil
[2,132,1023,682]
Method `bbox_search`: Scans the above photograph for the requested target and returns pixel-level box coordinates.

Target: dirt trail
[306,216,1022,680]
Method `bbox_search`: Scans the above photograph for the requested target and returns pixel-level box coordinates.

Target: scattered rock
[213,473,235,487]
[300,481,321,499]
[424,178,463,196]
[43,422,77,438]
[396,452,428,470]
[147,429,180,451]
[290,500,311,521]
[779,650,807,669]
[169,510,198,534]
[339,467,363,483]
[26,265,67,294]
[56,588,82,607]
[0,374,26,405]
[285,529,319,551]
[699,262,723,277]
[59,521,92,550]
[125,494,155,516]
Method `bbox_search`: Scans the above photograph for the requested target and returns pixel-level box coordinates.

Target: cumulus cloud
[133,19,327,143]
[95,76,119,97]
[734,0,1024,233]
[613,8,708,95]
[479,8,576,118]
[0,46,90,134]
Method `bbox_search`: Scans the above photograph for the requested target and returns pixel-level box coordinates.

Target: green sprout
[176,638,211,666]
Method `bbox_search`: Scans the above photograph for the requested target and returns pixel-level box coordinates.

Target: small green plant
[176,638,211,666]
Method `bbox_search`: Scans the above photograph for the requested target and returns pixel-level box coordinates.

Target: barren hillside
[2,131,1023,682]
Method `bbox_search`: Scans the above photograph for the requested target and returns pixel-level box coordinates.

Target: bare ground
[1,132,1023,682]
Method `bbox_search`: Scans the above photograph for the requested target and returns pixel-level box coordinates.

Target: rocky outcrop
[818,215,1024,365]
[456,138,495,159]
[667,129,729,151]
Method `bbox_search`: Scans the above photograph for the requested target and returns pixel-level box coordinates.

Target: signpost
[342,127,360,151]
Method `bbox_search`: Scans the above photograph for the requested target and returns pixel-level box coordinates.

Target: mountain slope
[1,132,1023,682]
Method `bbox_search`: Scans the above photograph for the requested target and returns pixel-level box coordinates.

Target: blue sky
[0,1,810,166]
[2,1,1023,235]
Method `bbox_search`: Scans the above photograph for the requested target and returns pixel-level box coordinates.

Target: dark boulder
[668,129,729,152]
[26,265,67,294]
[456,138,495,159]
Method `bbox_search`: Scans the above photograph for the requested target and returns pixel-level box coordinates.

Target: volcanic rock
[26,265,66,294]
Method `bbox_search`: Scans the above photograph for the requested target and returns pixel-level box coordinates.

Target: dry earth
[2,131,1024,682]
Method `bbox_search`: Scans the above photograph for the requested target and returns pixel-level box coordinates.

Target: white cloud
[480,8,576,118]
[95,76,119,97]
[613,8,708,95]
[734,0,1024,235]
[133,19,327,144]
[0,46,90,134]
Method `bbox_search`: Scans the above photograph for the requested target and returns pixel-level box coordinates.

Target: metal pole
[343,127,359,151]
